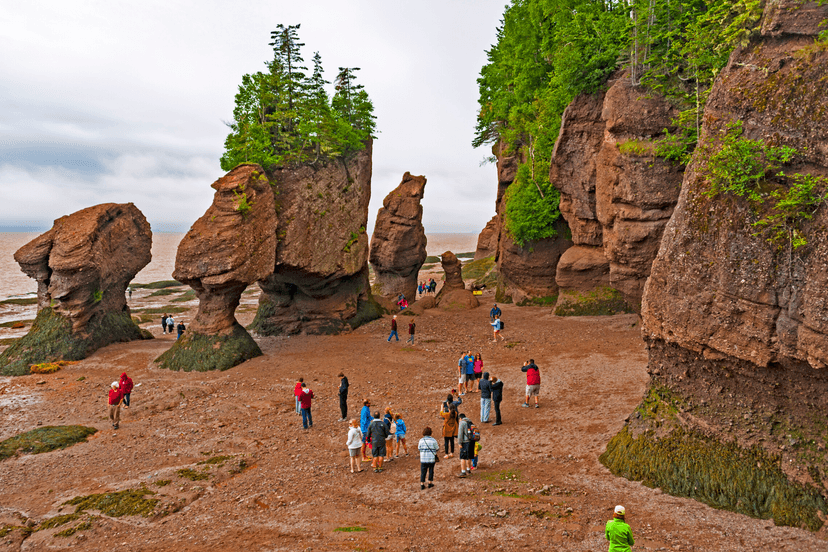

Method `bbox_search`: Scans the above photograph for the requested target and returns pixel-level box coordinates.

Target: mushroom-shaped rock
[439,251,465,292]
[0,203,152,376]
[250,143,383,335]
[369,172,428,300]
[435,251,479,309]
[156,164,276,372]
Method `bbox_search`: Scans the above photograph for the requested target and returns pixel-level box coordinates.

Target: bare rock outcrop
[250,141,382,335]
[497,221,572,304]
[156,165,276,372]
[603,1,828,530]
[0,203,151,376]
[369,172,427,300]
[554,246,609,292]
[474,216,499,260]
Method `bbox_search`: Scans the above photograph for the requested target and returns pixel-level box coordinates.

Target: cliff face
[251,141,381,335]
[369,172,427,300]
[1,203,152,376]
[548,73,682,309]
[603,0,828,529]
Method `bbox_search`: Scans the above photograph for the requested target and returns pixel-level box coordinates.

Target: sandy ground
[1,283,827,551]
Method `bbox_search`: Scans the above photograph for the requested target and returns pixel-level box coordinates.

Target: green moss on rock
[65,488,159,518]
[0,308,149,376]
[155,324,262,372]
[347,293,386,329]
[600,426,828,530]
[0,425,97,461]
[554,287,635,316]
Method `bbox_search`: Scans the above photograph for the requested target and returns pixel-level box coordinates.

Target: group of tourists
[107,372,133,430]
[418,279,436,295]
[160,314,186,339]
[457,351,485,394]
[350,400,410,473]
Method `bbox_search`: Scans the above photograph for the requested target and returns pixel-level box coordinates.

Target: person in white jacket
[346,419,363,473]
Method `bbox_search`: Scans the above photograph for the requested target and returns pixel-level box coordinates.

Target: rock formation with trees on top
[156,165,276,372]
[369,172,428,301]
[0,203,152,376]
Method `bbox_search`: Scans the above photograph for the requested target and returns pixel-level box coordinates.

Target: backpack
[499,320,504,330]
[470,424,481,442]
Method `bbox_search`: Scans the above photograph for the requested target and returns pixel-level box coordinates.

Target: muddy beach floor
[1,289,827,551]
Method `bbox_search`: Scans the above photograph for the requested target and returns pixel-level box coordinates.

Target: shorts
[526,384,540,397]
[459,441,474,460]
[458,373,467,383]
[396,433,406,440]
[348,447,360,457]
[473,372,482,380]
[372,443,387,458]
[466,372,476,380]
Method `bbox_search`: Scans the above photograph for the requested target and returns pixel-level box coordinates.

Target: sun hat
[614,505,625,515]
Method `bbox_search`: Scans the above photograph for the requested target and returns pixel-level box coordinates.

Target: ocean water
[0,232,479,300]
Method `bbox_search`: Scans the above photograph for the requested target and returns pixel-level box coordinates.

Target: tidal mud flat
[0,284,826,551]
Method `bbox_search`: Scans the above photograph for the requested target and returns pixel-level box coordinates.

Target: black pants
[420,462,435,483]
[444,436,455,454]
[339,393,348,419]
[494,400,502,424]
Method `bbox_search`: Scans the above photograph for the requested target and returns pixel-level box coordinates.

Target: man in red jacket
[299,384,314,429]
[521,359,541,408]
[108,381,123,429]
[119,372,134,408]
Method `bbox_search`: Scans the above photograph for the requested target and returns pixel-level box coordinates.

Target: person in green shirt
[605,505,634,551]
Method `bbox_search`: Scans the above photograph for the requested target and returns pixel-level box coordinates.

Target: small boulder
[438,289,480,311]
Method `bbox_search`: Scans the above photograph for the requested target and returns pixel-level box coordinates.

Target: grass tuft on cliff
[64,488,159,518]
[0,426,97,461]
[554,287,636,316]
[156,324,261,372]
[0,308,149,376]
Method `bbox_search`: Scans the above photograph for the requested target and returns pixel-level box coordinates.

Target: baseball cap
[614,505,625,515]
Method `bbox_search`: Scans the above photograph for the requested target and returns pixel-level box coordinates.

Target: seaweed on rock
[155,324,261,372]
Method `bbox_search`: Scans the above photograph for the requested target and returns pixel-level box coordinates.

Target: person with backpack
[365,411,390,472]
[491,314,504,343]
[522,359,541,408]
[166,315,174,335]
[418,426,440,489]
[457,413,475,478]
[490,375,504,425]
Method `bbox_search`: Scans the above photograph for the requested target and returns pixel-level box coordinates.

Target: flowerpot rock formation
[0,203,152,376]
[369,172,428,300]
[250,140,382,336]
[156,164,276,372]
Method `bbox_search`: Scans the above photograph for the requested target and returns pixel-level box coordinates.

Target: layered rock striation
[251,141,382,335]
[603,1,828,530]
[0,203,152,376]
[156,165,276,371]
[369,172,427,300]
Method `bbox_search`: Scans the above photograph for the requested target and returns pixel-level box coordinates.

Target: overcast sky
[0,1,505,234]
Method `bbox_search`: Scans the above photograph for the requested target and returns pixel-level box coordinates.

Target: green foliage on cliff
[1,426,97,461]
[221,24,376,171]
[475,0,765,244]
[700,121,828,251]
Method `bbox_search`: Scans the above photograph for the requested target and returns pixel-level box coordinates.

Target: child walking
[472,441,482,470]
[394,413,408,457]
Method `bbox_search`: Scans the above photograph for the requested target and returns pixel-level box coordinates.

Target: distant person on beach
[440,403,458,458]
[294,377,304,415]
[108,381,123,430]
[161,314,168,335]
[299,383,314,429]
[119,372,134,409]
[407,321,416,344]
[394,413,408,457]
[491,314,504,343]
[388,315,399,342]
[128,287,133,300]
[360,399,373,461]
[491,375,503,425]
[166,315,174,335]
[346,419,363,473]
[338,372,349,421]
[473,353,484,391]
[418,426,439,490]
[366,411,390,472]
[479,372,492,423]
[605,505,635,552]
[522,359,541,408]
[489,303,501,321]
[418,282,424,296]
[177,320,186,340]
[429,279,436,293]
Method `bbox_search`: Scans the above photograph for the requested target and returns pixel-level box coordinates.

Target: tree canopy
[475,0,763,246]
[221,24,377,171]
